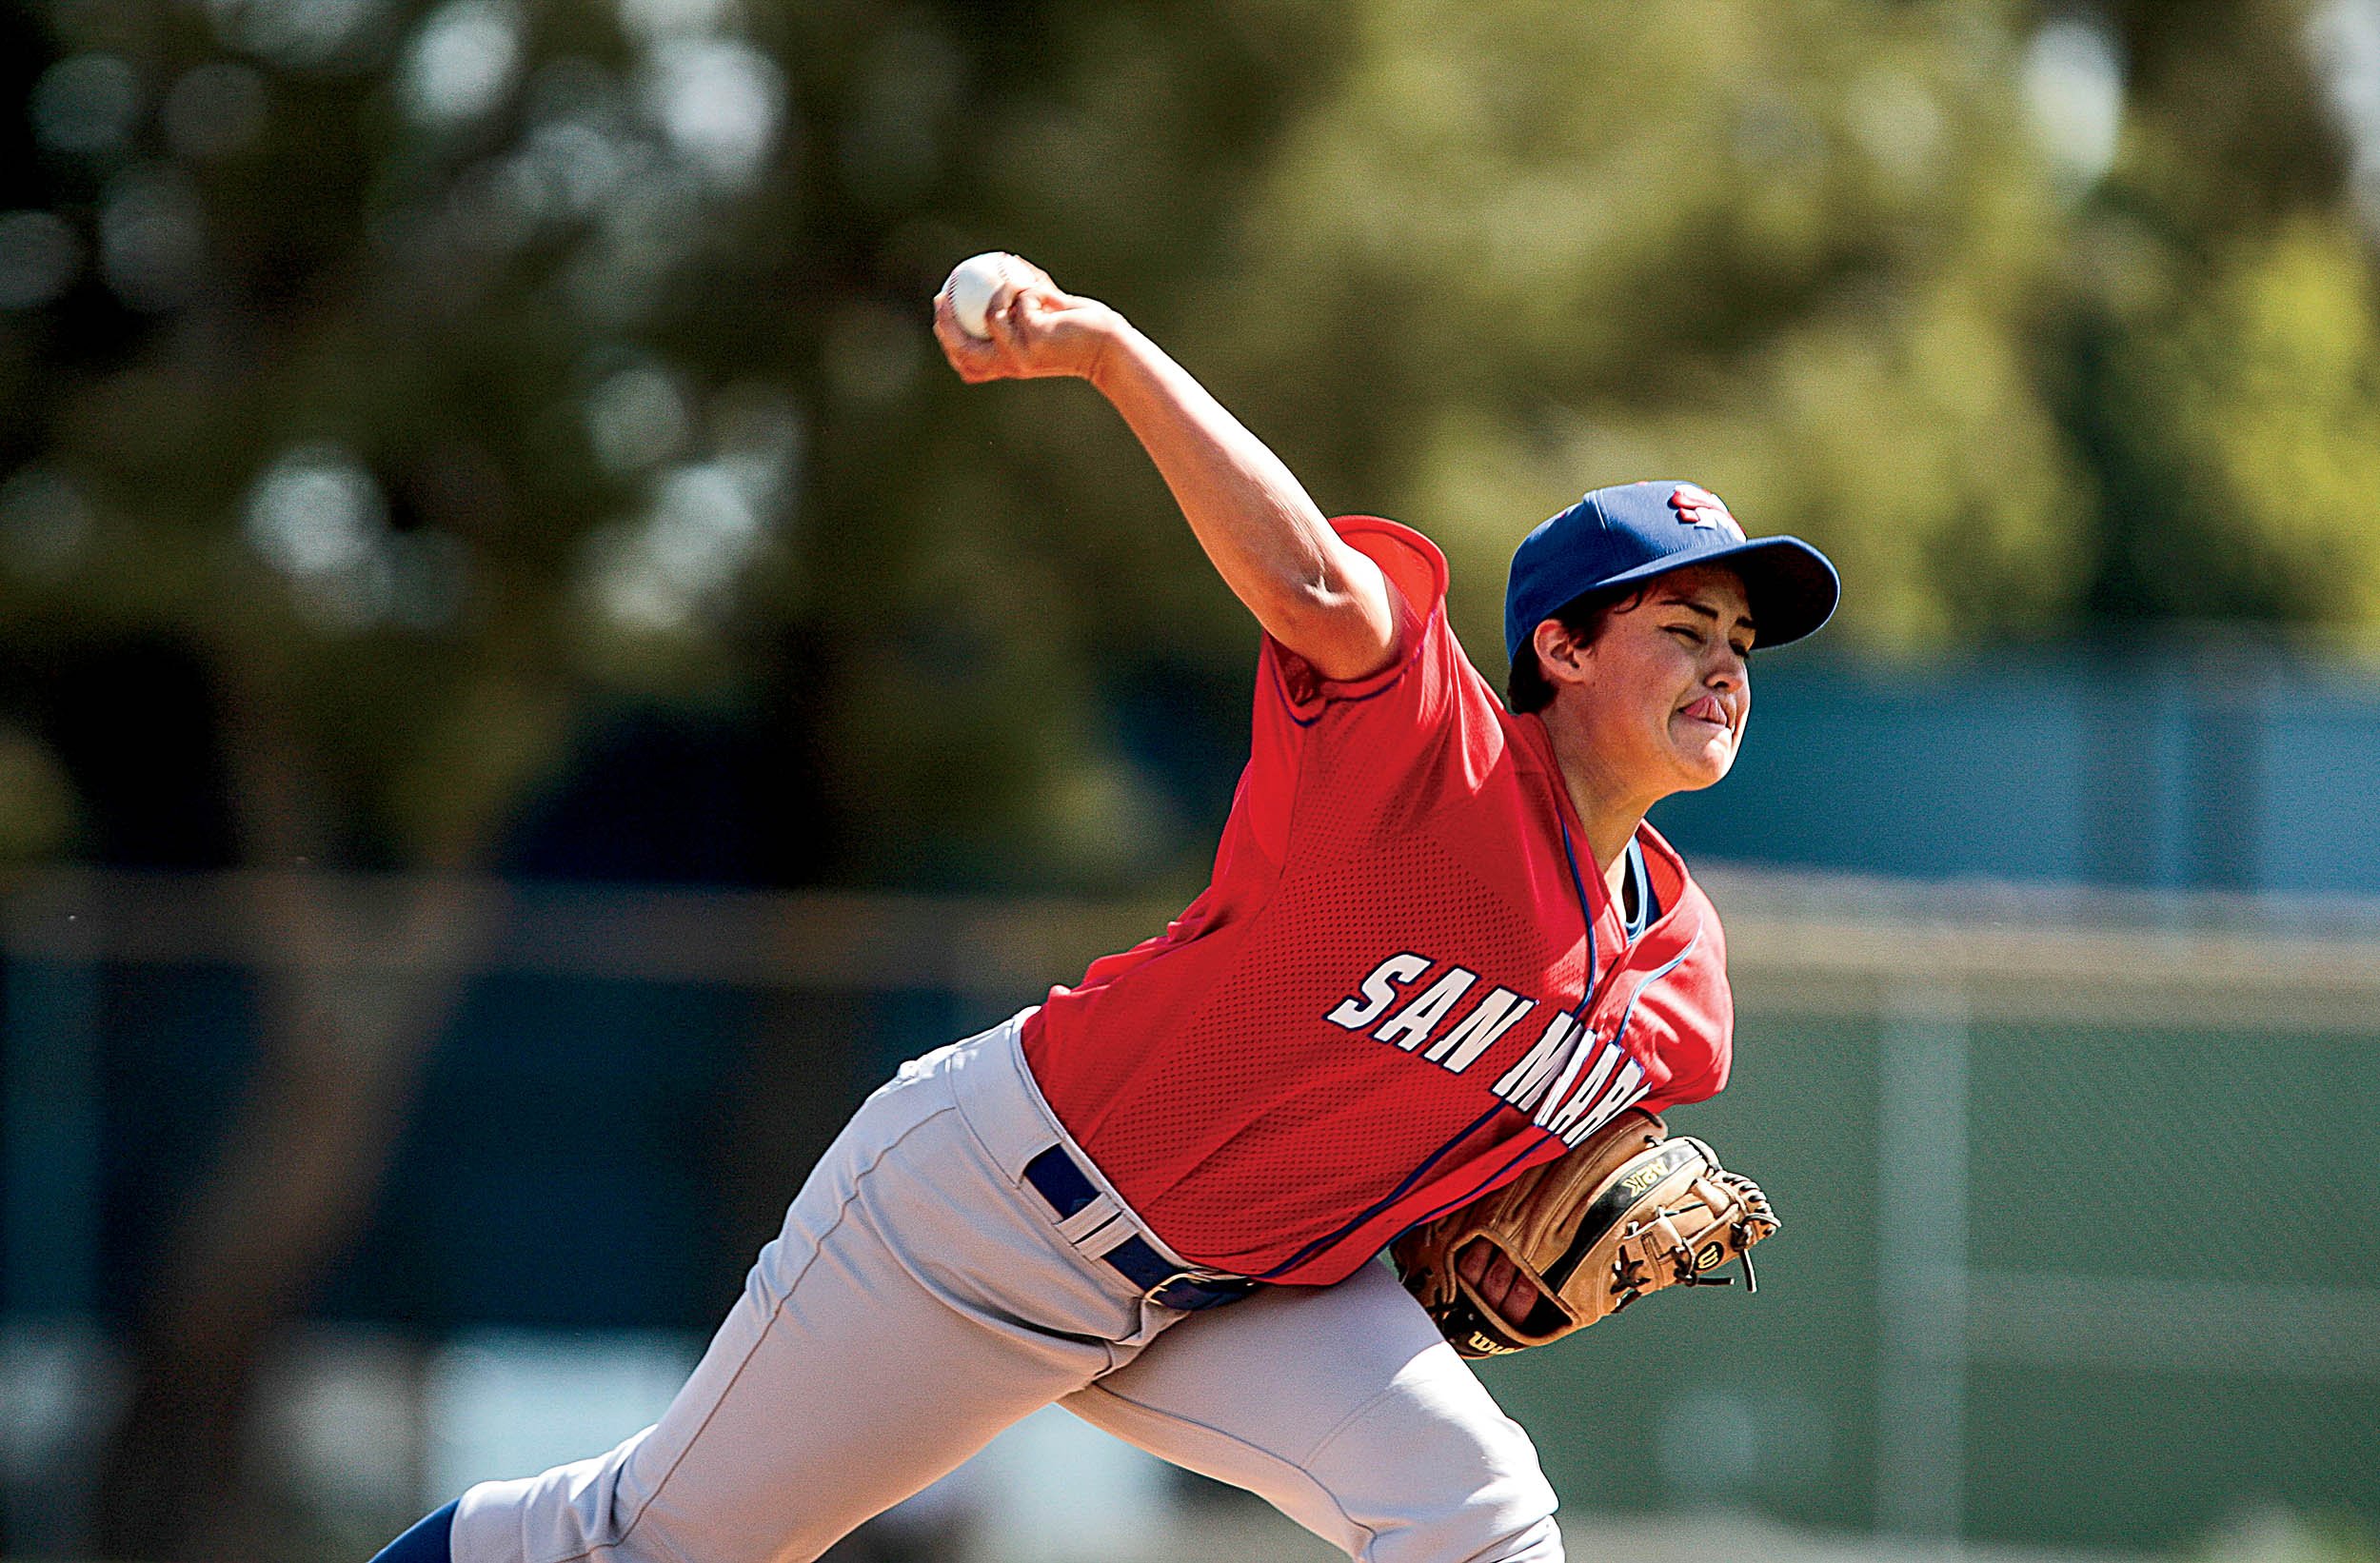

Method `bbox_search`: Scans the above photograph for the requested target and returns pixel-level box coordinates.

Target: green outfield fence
[2,868,2376,1560]
[1495,872,2380,1554]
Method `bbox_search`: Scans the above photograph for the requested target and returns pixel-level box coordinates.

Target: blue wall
[1644,642,2380,896]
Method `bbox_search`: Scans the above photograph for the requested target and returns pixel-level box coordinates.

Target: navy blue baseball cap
[1502,481,1839,662]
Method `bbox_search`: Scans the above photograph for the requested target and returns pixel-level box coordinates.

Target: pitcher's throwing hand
[933,254,1124,386]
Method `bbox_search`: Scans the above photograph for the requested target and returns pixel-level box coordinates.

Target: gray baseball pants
[449,1012,1560,1563]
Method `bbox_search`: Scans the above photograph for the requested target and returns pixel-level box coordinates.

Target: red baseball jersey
[1021,517,1735,1285]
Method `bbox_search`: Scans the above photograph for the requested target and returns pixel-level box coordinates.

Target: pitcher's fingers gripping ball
[942,251,1023,338]
[1394,1110,1779,1357]
[931,254,1120,385]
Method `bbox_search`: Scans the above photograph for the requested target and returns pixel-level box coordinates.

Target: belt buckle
[1144,1268,1252,1311]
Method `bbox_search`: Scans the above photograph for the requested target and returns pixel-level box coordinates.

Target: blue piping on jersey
[1249,1100,1508,1280]
[1605,929,1700,1063]
[1398,1117,1565,1235]
[1557,816,1598,1020]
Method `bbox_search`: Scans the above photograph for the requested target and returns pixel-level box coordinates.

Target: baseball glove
[1390,1111,1778,1357]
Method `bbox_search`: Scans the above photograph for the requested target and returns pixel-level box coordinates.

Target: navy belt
[1022,1145,1258,1312]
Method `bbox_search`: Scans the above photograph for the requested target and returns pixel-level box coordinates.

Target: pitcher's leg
[1063,1263,1560,1563]
[449,1072,1129,1563]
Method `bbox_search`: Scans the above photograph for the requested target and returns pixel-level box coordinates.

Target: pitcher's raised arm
[932,255,1398,683]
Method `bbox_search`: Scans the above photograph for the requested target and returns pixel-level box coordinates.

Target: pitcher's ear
[1534,619,1589,677]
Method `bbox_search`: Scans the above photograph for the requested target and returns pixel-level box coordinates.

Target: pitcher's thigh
[453,1104,1110,1563]
[1062,1263,1560,1563]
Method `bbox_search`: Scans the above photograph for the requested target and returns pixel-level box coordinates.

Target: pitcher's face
[1559,564,1754,798]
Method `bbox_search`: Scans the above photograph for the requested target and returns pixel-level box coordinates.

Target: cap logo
[1669,485,1744,542]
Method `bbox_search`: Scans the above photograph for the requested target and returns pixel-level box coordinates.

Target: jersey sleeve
[1261,517,1450,720]
[1233,518,1503,865]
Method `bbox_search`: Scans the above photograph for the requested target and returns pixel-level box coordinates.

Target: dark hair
[1504,585,1647,713]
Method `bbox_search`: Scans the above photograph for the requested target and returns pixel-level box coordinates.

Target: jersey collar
[1511,709,1702,951]
[1511,709,1633,962]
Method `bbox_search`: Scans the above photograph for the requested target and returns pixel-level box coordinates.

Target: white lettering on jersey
[1539,1039,1622,1134]
[1375,968,1478,1051]
[1492,1011,1582,1110]
[1319,938,1686,1105]
[1544,928,1696,1140]
[1324,952,1432,1030]
[1425,988,1536,1073]
[1565,1062,1650,1145]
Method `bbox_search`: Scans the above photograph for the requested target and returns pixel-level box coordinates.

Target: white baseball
[943,251,1020,339]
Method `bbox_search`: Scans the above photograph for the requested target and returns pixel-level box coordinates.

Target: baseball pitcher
[368,256,1837,1563]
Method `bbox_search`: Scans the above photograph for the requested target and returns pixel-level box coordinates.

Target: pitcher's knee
[1462,1511,1561,1563]
[1359,1467,1559,1563]
[1294,1355,1561,1563]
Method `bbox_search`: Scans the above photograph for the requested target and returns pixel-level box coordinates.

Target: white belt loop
[1072,1212,1138,1259]
[1053,1193,1121,1245]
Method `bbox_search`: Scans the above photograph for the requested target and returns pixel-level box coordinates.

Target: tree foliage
[1196,0,2092,647]
[1,0,2373,880]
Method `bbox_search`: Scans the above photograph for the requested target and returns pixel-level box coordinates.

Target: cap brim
[1593,534,1840,650]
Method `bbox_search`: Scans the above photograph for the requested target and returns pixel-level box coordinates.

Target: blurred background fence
[4,865,2374,1562]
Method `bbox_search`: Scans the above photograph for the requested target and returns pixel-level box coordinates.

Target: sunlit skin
[1458,564,1755,1328]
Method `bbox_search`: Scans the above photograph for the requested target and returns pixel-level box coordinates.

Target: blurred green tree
[2099,214,2380,623]
[1183,0,2095,650]
[2074,0,2380,627]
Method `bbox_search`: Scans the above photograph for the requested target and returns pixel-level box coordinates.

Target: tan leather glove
[1391,1110,1779,1357]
